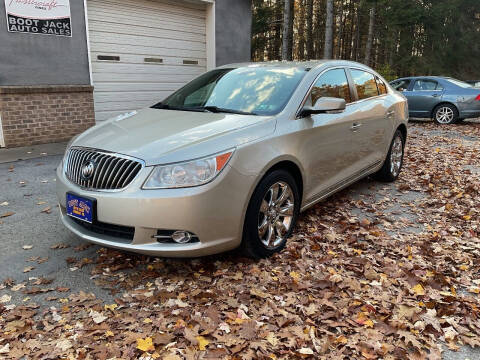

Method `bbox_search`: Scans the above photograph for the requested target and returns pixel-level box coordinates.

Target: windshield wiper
[151,103,205,112]
[152,103,257,115]
[198,106,257,116]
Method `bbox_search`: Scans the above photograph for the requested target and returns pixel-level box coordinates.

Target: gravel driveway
[0,119,479,359]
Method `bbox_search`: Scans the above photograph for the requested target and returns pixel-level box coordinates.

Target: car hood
[72,108,275,166]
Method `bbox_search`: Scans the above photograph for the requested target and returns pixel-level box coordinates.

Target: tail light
[475,94,480,101]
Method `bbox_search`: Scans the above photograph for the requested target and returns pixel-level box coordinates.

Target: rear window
[351,69,379,100]
[446,78,473,88]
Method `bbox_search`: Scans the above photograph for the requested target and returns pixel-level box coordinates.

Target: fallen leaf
[0,343,10,354]
[0,294,11,303]
[298,347,314,355]
[196,336,209,350]
[0,212,15,218]
[89,310,107,324]
[51,243,70,249]
[23,266,35,273]
[41,206,51,214]
[412,284,425,296]
[137,337,155,352]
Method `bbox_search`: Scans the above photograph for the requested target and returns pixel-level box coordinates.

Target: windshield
[153,67,308,116]
[446,78,473,88]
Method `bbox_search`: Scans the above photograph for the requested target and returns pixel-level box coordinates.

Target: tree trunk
[353,7,360,60]
[297,0,306,60]
[364,5,376,65]
[324,0,334,59]
[306,0,314,59]
[281,0,292,60]
[287,0,294,60]
[336,1,344,59]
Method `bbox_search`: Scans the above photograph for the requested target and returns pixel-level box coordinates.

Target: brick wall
[0,85,95,148]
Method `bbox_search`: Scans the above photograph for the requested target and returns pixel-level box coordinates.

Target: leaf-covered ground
[1,121,480,359]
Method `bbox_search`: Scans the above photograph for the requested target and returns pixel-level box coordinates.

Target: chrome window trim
[64,147,146,193]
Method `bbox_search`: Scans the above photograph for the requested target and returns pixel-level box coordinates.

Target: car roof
[394,76,451,81]
[217,60,374,72]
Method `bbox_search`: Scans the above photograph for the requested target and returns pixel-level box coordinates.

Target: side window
[413,79,441,91]
[351,69,379,100]
[376,76,388,95]
[391,79,411,91]
[308,68,352,106]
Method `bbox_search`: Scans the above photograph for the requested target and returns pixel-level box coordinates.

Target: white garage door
[87,0,208,122]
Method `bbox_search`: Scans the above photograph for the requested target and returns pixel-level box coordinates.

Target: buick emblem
[81,160,96,180]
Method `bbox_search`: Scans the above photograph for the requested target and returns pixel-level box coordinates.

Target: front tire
[433,104,458,125]
[241,170,300,259]
[374,130,405,182]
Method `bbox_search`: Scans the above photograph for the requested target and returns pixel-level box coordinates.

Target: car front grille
[65,148,143,190]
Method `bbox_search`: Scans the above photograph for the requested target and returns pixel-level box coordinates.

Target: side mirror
[300,97,346,117]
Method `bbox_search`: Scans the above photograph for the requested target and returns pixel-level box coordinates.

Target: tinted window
[351,69,379,100]
[413,79,442,91]
[158,67,307,116]
[376,76,387,95]
[308,68,352,106]
[391,79,411,91]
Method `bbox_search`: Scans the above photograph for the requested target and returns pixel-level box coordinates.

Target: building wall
[215,0,252,66]
[0,86,95,148]
[0,0,90,86]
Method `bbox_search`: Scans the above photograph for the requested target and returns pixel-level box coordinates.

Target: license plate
[66,193,94,223]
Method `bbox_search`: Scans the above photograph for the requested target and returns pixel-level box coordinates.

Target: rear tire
[374,130,405,182]
[433,104,459,125]
[241,170,300,259]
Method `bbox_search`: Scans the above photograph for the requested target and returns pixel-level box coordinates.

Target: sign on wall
[4,0,72,37]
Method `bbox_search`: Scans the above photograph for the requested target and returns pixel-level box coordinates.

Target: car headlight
[143,150,234,189]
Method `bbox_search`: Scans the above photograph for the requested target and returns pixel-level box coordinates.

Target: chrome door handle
[387,110,395,117]
[351,123,362,131]
[432,94,440,97]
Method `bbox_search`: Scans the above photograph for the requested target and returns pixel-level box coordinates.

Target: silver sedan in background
[56,60,408,258]
[390,76,480,124]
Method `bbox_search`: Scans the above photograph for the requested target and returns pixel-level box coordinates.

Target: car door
[404,79,444,117]
[347,68,391,174]
[297,68,358,203]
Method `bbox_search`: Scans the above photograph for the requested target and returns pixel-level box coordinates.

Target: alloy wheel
[436,106,454,124]
[390,135,403,177]
[258,181,294,249]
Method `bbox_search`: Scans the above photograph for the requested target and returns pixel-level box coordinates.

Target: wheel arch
[263,160,304,203]
[431,101,459,119]
[396,123,407,145]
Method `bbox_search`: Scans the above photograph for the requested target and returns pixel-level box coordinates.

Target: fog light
[171,231,192,244]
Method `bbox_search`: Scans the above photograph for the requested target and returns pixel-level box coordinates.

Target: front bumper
[56,163,255,257]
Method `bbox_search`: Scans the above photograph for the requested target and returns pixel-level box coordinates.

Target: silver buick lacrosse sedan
[56,60,408,258]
